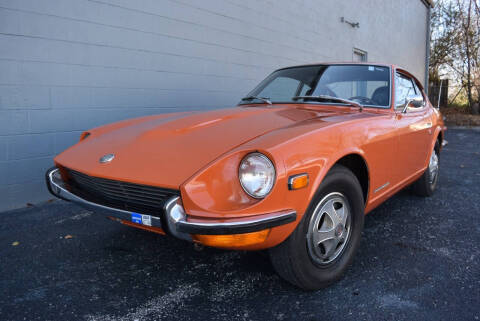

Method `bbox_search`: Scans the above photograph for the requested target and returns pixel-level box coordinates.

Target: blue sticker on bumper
[131,213,142,224]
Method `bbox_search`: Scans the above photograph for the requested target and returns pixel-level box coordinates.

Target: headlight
[239,152,276,198]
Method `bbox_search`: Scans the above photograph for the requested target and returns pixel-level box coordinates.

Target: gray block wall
[0,0,429,212]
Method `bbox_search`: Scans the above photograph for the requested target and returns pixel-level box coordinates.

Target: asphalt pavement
[1,128,479,321]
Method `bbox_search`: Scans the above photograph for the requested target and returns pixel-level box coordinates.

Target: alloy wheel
[429,150,439,184]
[307,192,352,265]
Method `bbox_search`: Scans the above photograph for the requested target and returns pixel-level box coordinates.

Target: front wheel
[269,165,364,290]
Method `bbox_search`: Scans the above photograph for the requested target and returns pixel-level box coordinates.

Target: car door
[394,72,433,183]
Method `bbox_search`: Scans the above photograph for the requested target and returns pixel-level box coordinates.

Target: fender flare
[308,149,370,206]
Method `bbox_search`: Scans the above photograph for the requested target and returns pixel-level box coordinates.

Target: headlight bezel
[238,152,276,199]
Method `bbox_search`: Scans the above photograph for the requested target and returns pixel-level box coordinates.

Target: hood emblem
[99,153,115,163]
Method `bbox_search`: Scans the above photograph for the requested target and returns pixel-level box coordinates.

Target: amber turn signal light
[193,229,270,248]
[288,173,309,190]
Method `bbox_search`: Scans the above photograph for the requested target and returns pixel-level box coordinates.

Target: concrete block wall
[0,0,429,211]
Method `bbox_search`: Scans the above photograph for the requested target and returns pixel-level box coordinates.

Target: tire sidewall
[423,141,440,195]
[429,142,440,191]
[287,165,365,288]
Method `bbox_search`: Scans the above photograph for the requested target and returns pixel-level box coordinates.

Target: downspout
[424,3,431,93]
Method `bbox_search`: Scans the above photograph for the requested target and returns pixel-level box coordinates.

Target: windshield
[240,64,391,108]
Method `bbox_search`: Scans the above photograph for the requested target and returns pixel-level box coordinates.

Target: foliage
[429,0,480,112]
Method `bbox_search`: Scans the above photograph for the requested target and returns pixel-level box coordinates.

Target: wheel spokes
[310,196,350,262]
[324,238,341,258]
[313,226,336,244]
[324,199,344,227]
[429,151,439,184]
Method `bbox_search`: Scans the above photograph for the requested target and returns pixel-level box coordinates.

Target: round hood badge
[99,153,115,163]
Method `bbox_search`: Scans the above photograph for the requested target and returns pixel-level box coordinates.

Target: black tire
[269,164,364,290]
[412,141,440,197]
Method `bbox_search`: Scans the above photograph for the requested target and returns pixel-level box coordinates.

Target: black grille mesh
[66,169,179,215]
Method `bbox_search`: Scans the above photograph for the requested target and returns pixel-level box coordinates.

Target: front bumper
[46,167,163,227]
[46,167,296,241]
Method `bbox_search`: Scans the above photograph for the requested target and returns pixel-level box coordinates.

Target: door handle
[426,122,432,134]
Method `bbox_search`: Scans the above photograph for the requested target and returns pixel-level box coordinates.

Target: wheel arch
[312,153,369,206]
[423,127,443,170]
[436,130,443,151]
[334,154,369,205]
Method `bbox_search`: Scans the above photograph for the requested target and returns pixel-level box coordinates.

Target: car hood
[54,105,363,189]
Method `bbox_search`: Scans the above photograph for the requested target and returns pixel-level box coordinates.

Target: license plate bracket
[131,212,152,226]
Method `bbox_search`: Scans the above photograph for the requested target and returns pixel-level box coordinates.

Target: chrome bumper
[46,168,297,241]
[46,168,162,228]
[163,196,296,241]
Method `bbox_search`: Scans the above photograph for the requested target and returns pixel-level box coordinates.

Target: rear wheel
[269,165,364,290]
[412,142,440,197]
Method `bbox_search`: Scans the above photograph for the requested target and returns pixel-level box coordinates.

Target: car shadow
[88,187,415,294]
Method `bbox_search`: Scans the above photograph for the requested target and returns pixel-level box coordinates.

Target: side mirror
[402,94,423,113]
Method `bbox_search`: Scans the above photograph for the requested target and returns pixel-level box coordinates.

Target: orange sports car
[46,63,446,290]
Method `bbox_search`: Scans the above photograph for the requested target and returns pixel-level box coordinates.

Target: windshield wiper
[241,96,272,105]
[292,95,363,111]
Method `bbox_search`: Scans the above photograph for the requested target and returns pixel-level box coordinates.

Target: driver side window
[395,73,416,109]
[413,82,425,107]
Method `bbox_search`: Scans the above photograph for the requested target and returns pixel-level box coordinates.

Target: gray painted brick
[0,7,21,34]
[6,6,299,67]
[8,179,51,209]
[29,110,77,133]
[6,156,53,185]
[7,133,55,160]
[0,60,21,84]
[0,85,50,109]
[0,111,29,135]
[50,87,93,109]
[0,161,7,184]
[0,24,273,80]
[0,137,7,161]
[54,131,82,154]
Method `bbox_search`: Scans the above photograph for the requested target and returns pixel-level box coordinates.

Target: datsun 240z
[46,63,446,290]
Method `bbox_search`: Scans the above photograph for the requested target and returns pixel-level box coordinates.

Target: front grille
[66,169,179,215]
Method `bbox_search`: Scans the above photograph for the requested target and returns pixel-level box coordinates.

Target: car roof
[275,62,394,71]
